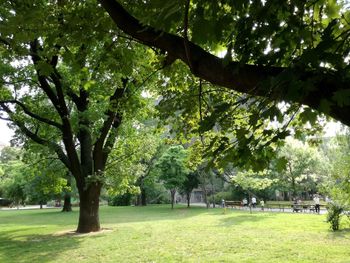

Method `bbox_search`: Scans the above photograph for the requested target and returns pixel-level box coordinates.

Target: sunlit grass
[1,205,350,262]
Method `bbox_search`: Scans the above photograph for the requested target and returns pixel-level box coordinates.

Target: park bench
[265,204,288,212]
[308,205,316,212]
[293,204,318,213]
[292,204,303,212]
[0,198,13,207]
[225,201,242,209]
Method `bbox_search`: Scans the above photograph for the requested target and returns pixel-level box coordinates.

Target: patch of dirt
[54,228,114,237]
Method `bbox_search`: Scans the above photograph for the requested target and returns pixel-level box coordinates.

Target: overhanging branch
[99,0,350,126]
[0,99,63,130]
[0,103,70,169]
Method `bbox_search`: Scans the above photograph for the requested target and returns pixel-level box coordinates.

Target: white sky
[0,119,344,146]
[0,120,14,146]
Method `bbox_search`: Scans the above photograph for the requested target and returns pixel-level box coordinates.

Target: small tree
[156,145,188,209]
[180,171,200,208]
[271,139,328,199]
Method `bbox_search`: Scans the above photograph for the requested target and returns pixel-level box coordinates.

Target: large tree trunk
[186,192,190,208]
[62,175,72,212]
[291,178,297,199]
[170,189,176,209]
[136,179,147,206]
[140,187,147,206]
[76,184,102,233]
[62,193,72,212]
[202,186,209,209]
[211,182,216,208]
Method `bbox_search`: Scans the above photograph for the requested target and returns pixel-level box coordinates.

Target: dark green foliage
[0,198,12,207]
[156,146,189,190]
[108,193,133,206]
[180,172,200,196]
[156,145,189,208]
[326,202,344,231]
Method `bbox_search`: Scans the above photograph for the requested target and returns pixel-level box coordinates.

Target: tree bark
[140,187,147,206]
[170,189,176,209]
[186,192,190,208]
[62,193,72,212]
[201,186,209,209]
[211,181,216,208]
[76,184,102,233]
[62,173,73,212]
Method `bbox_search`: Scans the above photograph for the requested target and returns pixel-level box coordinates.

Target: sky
[0,119,344,146]
[0,120,14,146]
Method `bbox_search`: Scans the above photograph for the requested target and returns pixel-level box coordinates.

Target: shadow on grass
[0,229,83,263]
[0,209,79,227]
[0,226,116,262]
[217,210,278,228]
[327,227,350,240]
[0,205,205,228]
[101,205,205,225]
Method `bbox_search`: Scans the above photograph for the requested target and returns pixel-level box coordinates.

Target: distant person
[325,196,331,203]
[251,196,257,208]
[260,199,265,211]
[242,198,248,207]
[221,199,225,208]
[313,194,320,213]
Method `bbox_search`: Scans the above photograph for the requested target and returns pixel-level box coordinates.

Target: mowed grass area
[1,206,350,263]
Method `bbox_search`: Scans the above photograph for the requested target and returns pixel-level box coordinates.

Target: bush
[213,191,235,203]
[327,202,344,231]
[0,198,12,207]
[108,193,133,206]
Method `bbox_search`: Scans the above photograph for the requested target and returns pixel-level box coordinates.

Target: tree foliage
[156,145,189,208]
[0,0,155,232]
[100,0,350,127]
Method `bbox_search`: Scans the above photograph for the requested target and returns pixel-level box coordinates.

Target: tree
[322,131,350,208]
[179,171,199,208]
[232,169,277,198]
[100,1,350,127]
[0,146,68,208]
[0,1,154,232]
[135,142,165,206]
[103,115,160,205]
[156,145,189,209]
[0,146,21,163]
[22,149,70,210]
[0,147,26,206]
[272,139,328,199]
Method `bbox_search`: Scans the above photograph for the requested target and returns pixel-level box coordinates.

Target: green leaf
[332,89,350,107]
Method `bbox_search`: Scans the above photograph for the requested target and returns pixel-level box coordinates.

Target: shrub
[108,193,133,206]
[213,191,235,203]
[327,202,343,231]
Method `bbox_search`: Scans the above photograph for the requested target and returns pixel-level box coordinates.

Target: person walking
[260,199,265,211]
[242,198,248,207]
[251,196,257,208]
[313,194,320,213]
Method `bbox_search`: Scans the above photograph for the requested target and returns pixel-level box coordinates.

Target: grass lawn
[1,205,350,263]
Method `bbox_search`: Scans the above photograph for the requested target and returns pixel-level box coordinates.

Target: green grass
[1,205,350,262]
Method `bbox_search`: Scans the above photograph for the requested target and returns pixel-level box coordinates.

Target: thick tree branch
[101,112,122,167]
[30,39,82,180]
[99,0,350,126]
[30,40,61,111]
[0,104,70,169]
[93,78,127,170]
[0,99,63,129]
